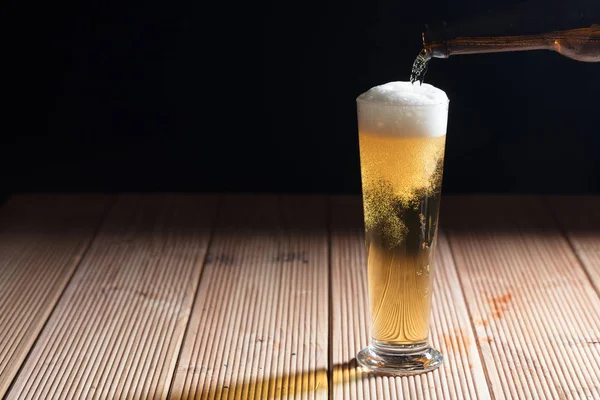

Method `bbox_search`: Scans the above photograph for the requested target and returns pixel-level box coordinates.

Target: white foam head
[357,81,449,138]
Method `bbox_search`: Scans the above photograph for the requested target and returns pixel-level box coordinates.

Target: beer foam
[357,81,449,138]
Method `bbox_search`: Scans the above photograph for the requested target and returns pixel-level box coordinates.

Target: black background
[2,0,599,200]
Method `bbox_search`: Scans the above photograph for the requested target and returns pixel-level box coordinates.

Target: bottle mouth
[427,43,449,58]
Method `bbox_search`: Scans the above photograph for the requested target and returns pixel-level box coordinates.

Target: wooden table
[1,195,599,399]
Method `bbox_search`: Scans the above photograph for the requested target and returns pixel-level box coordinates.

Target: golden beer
[360,134,445,344]
[356,81,448,374]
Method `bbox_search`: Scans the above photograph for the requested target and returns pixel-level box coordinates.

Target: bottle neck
[423,0,600,58]
[425,25,600,61]
[426,34,556,59]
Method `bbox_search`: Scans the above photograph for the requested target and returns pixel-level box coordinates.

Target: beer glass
[356,81,448,374]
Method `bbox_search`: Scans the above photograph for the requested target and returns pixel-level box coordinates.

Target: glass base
[357,342,443,376]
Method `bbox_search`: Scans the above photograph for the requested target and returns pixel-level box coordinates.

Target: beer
[360,134,444,345]
[410,48,431,84]
[356,81,448,374]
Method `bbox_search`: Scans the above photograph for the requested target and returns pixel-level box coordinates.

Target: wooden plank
[168,195,329,399]
[6,195,217,400]
[444,196,600,399]
[547,196,600,295]
[330,196,491,400]
[0,194,109,397]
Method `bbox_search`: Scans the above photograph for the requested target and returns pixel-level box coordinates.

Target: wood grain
[329,196,491,400]
[3,194,600,399]
[169,195,329,400]
[6,195,217,400]
[547,196,600,296]
[444,196,600,399]
[0,195,109,397]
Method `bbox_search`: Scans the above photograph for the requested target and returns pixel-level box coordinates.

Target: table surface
[1,194,599,399]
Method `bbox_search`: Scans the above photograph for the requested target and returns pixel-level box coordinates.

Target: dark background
[2,0,599,200]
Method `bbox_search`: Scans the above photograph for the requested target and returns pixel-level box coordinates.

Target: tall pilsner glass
[356,82,448,374]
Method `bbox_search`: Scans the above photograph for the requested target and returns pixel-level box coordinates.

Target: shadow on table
[166,359,375,399]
